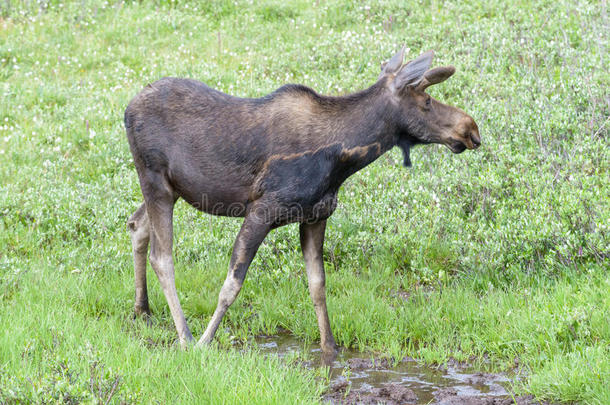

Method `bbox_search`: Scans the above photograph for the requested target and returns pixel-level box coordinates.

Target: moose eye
[425,97,431,107]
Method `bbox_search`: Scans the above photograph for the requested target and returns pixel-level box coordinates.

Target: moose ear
[416,66,455,90]
[379,46,406,78]
[393,50,434,90]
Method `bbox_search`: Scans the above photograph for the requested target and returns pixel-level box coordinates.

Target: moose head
[380,47,481,166]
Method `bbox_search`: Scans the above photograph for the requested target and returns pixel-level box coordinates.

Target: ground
[0,0,608,404]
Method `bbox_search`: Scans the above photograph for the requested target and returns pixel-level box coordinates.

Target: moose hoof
[133,304,151,319]
[320,345,338,366]
[320,350,338,366]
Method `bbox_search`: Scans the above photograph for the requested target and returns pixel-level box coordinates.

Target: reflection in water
[255,334,511,404]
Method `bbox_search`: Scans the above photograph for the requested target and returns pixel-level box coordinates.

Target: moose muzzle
[447,116,481,153]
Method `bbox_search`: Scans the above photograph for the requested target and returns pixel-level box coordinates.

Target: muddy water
[254,334,528,405]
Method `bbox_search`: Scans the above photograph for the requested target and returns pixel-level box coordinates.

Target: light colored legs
[197,215,270,347]
[129,186,270,349]
[128,203,151,317]
[148,201,194,347]
[300,220,337,355]
[140,172,194,348]
[129,198,334,353]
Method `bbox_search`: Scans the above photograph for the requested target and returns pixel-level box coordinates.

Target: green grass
[0,260,325,403]
[1,0,608,403]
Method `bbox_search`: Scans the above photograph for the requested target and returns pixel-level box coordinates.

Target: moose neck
[284,81,401,186]
[321,82,398,173]
[319,81,399,161]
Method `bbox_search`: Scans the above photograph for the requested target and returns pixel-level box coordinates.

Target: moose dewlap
[124,47,481,354]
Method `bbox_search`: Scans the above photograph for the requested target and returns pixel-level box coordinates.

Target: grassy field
[0,0,608,403]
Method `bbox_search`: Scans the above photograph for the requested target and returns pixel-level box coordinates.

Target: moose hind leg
[143,174,194,347]
[300,220,337,355]
[128,203,151,317]
[197,214,270,347]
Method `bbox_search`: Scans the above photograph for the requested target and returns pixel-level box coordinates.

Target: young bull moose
[124,47,480,355]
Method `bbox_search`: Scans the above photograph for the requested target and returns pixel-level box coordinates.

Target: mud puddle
[254,334,540,404]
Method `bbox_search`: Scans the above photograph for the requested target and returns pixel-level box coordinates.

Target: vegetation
[0,0,608,403]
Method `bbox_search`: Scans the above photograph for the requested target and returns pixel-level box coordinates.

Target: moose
[124,47,480,356]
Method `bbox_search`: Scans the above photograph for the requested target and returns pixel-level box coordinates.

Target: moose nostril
[471,133,481,147]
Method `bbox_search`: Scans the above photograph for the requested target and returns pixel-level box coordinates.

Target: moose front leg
[197,214,270,347]
[300,220,337,356]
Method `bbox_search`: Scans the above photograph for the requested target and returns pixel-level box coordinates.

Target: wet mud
[254,334,547,405]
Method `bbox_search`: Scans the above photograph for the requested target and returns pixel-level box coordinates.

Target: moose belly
[172,176,252,217]
[167,157,256,217]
